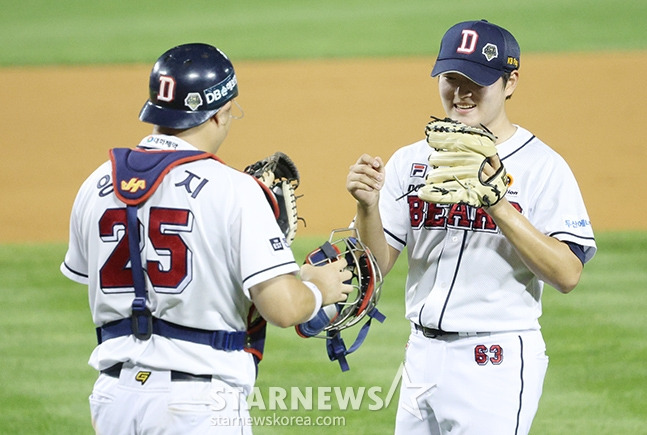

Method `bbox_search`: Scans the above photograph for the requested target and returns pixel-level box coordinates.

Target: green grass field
[1,233,646,434]
[1,0,646,66]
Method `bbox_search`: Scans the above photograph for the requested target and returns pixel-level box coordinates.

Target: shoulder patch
[270,237,285,251]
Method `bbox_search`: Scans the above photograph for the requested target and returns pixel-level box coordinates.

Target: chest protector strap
[100,148,246,352]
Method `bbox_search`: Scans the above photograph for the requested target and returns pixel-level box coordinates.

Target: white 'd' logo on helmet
[482,43,498,62]
[184,93,203,111]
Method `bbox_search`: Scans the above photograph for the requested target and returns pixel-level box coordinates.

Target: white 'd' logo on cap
[482,43,498,62]
[457,30,478,54]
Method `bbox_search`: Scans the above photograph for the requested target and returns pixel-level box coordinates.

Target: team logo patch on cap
[482,43,499,62]
[184,92,203,111]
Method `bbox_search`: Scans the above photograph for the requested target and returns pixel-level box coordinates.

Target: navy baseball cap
[431,20,520,86]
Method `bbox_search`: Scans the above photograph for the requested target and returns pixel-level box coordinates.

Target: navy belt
[414,324,491,339]
[414,323,459,338]
[96,317,247,351]
[101,363,212,382]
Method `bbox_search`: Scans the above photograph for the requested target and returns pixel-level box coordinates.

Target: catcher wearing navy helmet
[61,43,353,434]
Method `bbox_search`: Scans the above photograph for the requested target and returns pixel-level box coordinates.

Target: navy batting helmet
[139,43,239,129]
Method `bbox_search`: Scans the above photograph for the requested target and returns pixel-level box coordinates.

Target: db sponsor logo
[204,75,238,105]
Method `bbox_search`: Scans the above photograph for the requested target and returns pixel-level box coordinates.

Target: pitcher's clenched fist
[346,154,385,207]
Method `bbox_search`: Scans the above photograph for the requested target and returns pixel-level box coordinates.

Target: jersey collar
[137,134,198,151]
[496,125,533,159]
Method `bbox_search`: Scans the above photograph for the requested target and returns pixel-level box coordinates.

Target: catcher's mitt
[418,117,511,207]
[244,152,300,245]
[295,228,385,372]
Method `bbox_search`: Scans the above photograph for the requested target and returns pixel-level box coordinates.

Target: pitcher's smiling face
[438,72,516,135]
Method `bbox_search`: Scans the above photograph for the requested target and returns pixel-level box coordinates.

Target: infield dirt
[2,52,646,243]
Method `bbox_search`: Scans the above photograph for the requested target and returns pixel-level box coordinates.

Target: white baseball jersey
[60,134,299,393]
[380,126,597,333]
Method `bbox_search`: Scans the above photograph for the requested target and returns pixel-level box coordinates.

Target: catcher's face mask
[297,228,386,371]
[304,228,383,332]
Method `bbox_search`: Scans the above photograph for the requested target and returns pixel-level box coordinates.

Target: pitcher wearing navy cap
[346,20,596,434]
[431,20,520,87]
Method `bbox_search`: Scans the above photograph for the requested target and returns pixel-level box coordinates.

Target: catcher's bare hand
[346,154,385,208]
[300,258,353,306]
